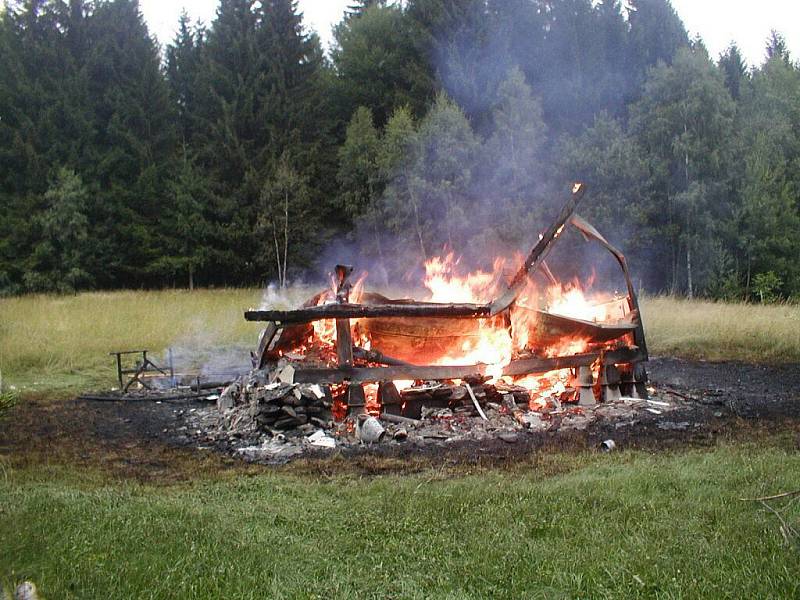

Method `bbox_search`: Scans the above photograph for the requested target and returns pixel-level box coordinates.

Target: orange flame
[301,250,628,405]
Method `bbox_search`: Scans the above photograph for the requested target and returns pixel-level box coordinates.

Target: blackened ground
[1,357,798,479]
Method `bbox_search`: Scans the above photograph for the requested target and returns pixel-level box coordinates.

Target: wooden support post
[347,382,366,417]
[334,265,354,368]
[336,319,353,367]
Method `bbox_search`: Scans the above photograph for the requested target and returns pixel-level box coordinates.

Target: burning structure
[231,183,648,438]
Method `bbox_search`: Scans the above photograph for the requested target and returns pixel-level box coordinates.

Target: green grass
[2,443,799,599]
[1,291,799,597]
[1,289,798,397]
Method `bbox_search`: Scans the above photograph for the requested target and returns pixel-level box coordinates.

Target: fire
[545,278,610,322]
[311,271,369,349]
[423,252,503,304]
[422,252,512,368]
[297,249,627,414]
[364,383,381,416]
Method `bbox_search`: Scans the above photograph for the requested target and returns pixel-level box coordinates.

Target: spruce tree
[719,43,748,101]
[83,0,177,287]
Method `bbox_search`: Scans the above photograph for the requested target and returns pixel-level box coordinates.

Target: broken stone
[308,430,336,448]
[277,364,295,384]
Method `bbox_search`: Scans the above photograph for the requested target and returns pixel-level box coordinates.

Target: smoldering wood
[292,347,645,384]
[380,413,421,426]
[245,302,491,324]
[353,347,415,366]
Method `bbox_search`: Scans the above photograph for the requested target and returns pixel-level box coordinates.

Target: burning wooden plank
[245,301,491,324]
[291,347,646,384]
[488,182,587,316]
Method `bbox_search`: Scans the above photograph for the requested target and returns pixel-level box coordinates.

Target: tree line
[0,0,798,301]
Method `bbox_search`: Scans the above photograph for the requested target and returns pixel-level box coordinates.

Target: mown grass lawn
[2,442,800,599]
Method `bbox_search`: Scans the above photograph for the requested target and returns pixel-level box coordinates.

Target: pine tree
[338,106,381,221]
[407,93,478,254]
[379,106,424,263]
[737,55,800,297]
[332,2,432,126]
[765,30,789,64]
[82,0,178,287]
[719,43,748,101]
[627,0,689,86]
[166,12,204,146]
[24,168,92,292]
[344,0,385,20]
[475,68,548,252]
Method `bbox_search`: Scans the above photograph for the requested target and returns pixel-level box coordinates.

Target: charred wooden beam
[253,322,279,369]
[489,182,587,316]
[353,347,414,367]
[245,302,491,324]
[501,347,644,377]
[294,364,489,384]
[292,347,645,384]
[335,264,354,367]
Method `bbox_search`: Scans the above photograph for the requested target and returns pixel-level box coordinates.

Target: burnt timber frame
[245,183,649,384]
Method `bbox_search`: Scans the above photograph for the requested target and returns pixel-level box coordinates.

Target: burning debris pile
[197,183,654,461]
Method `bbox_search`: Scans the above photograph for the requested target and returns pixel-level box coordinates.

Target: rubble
[175,366,685,464]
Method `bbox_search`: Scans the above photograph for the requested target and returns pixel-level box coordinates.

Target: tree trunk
[282,190,289,289]
[405,169,427,261]
[272,218,282,288]
[189,265,194,291]
[686,240,693,299]
[745,245,752,298]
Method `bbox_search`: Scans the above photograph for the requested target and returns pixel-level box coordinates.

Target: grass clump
[1,444,799,598]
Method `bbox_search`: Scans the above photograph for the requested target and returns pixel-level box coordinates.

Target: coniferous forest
[1,0,798,301]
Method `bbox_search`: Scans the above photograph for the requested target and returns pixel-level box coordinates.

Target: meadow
[1,288,798,396]
[1,290,799,598]
[2,442,800,598]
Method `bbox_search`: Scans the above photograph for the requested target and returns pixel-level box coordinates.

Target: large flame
[295,250,626,413]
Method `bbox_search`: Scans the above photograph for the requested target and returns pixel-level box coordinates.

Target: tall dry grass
[0,288,274,393]
[1,289,798,394]
[641,295,800,362]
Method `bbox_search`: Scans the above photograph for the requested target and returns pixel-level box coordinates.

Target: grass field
[2,289,799,598]
[1,289,798,396]
[2,441,800,599]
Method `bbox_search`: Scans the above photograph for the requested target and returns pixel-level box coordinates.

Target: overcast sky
[140,0,799,69]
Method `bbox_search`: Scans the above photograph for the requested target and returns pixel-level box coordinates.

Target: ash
[178,368,685,465]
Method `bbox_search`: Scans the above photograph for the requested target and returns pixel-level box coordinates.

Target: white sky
[140,0,799,68]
